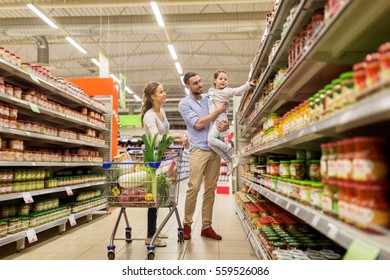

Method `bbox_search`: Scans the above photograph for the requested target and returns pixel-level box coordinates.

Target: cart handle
[126,146,184,151]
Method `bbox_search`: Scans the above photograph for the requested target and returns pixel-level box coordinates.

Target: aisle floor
[1,179,257,260]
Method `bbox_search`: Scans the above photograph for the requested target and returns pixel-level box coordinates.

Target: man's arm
[194,102,227,130]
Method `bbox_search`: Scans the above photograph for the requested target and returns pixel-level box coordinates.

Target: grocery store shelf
[0,203,107,248]
[0,161,103,167]
[241,177,390,260]
[0,126,107,148]
[242,86,390,157]
[234,200,272,260]
[0,93,108,131]
[0,59,107,114]
[0,181,106,202]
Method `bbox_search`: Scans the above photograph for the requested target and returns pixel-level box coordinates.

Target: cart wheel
[107,251,115,260]
[178,231,184,243]
[147,251,155,260]
[125,231,132,243]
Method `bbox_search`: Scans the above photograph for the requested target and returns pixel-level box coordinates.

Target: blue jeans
[207,112,236,162]
[147,208,157,238]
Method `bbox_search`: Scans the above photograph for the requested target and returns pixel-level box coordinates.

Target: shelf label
[294,207,300,215]
[28,71,40,84]
[327,223,339,240]
[26,229,38,243]
[311,215,320,227]
[68,215,77,227]
[29,103,41,114]
[343,238,380,260]
[65,187,73,196]
[21,192,34,204]
[286,201,291,209]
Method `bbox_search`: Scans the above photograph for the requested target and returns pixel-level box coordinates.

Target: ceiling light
[125,86,133,94]
[133,94,142,102]
[91,58,100,67]
[150,1,165,27]
[66,36,87,54]
[180,76,185,86]
[27,3,58,29]
[175,62,183,75]
[168,44,177,60]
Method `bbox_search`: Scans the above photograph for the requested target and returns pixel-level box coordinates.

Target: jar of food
[321,179,339,218]
[4,84,13,96]
[18,204,30,216]
[279,161,291,178]
[353,62,367,100]
[331,78,342,111]
[339,71,355,107]
[0,221,7,238]
[268,161,279,176]
[379,42,390,81]
[20,217,29,231]
[309,160,321,181]
[338,180,355,224]
[354,182,389,231]
[310,181,323,209]
[336,139,354,181]
[290,160,306,180]
[352,137,388,183]
[7,218,21,234]
[12,87,22,99]
[365,52,381,88]
[327,142,338,180]
[299,181,312,205]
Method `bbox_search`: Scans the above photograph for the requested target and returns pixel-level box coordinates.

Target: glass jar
[7,218,21,234]
[299,181,312,205]
[320,143,329,179]
[321,179,339,218]
[339,71,354,107]
[268,161,280,176]
[353,62,367,99]
[331,78,342,111]
[309,160,321,181]
[308,97,315,125]
[379,42,390,81]
[327,142,338,180]
[365,52,381,88]
[0,221,7,238]
[352,137,388,183]
[290,160,306,180]
[310,181,323,209]
[338,180,355,224]
[20,217,29,231]
[355,182,389,231]
[279,161,291,178]
[324,84,334,117]
[336,139,354,181]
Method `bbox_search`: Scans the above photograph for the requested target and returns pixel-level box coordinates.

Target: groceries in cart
[106,133,178,207]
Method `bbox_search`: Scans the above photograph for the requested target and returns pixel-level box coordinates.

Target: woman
[140,81,188,247]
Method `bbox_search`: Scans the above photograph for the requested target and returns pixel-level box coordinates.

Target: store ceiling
[0,0,272,129]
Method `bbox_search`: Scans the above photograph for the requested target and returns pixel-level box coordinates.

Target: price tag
[21,192,34,204]
[29,103,41,113]
[311,215,320,227]
[65,187,73,196]
[327,223,339,240]
[68,215,77,227]
[26,229,38,243]
[294,207,300,215]
[28,71,40,84]
[286,201,291,209]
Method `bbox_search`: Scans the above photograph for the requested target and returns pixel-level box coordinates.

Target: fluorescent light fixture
[27,3,58,29]
[168,44,177,60]
[91,58,100,67]
[150,1,165,27]
[133,94,142,102]
[175,62,183,75]
[125,86,133,94]
[184,88,190,95]
[66,36,87,54]
[180,76,185,86]
[109,74,120,83]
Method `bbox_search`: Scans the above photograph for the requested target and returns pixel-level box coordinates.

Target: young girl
[207,70,256,175]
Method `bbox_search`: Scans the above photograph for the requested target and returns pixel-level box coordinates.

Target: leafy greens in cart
[141,133,175,162]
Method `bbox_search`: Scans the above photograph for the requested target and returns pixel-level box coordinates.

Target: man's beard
[192,90,202,95]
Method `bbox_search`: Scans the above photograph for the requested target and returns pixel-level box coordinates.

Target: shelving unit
[0,56,111,252]
[236,0,390,260]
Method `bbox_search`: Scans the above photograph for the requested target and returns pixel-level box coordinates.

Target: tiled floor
[1,179,257,260]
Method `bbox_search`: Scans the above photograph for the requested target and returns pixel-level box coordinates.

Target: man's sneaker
[183,225,191,240]
[227,161,233,176]
[231,151,241,169]
[157,233,168,239]
[201,227,222,240]
[145,237,167,247]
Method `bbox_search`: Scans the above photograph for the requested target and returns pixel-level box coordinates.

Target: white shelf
[0,203,107,248]
[241,177,390,260]
[0,181,106,202]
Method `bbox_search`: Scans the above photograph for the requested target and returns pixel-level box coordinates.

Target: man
[178,72,229,240]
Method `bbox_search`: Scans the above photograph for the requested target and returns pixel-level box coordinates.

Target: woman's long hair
[140,81,161,128]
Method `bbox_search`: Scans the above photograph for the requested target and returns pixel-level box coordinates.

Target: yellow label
[111,186,120,196]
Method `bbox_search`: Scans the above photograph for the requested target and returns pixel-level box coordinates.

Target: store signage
[65,187,73,196]
[26,229,38,243]
[99,52,109,78]
[29,103,40,113]
[21,192,34,204]
[28,71,40,84]
[68,214,77,227]
[119,73,126,109]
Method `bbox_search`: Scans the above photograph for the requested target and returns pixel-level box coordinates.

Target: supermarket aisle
[1,178,256,260]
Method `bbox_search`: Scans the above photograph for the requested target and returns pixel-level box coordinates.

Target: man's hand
[249,79,256,87]
[215,119,229,132]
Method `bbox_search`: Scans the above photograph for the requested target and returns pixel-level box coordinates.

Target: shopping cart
[103,147,184,260]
